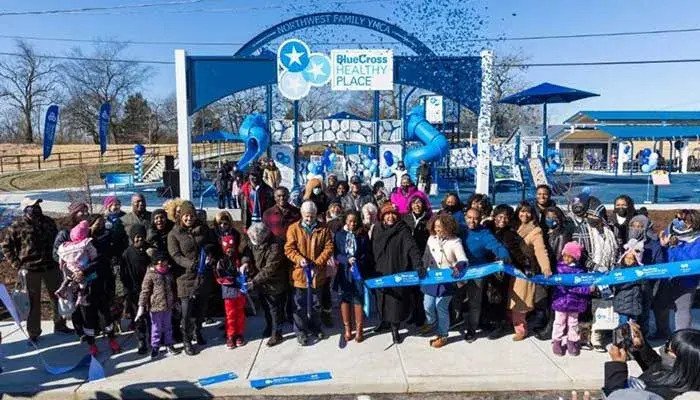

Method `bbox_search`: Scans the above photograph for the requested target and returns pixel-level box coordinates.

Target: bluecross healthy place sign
[330,49,393,91]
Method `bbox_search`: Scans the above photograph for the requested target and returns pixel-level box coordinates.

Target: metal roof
[598,125,700,140]
[566,111,700,124]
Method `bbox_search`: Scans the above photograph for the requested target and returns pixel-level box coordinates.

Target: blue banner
[42,105,58,160]
[364,260,700,289]
[198,372,238,387]
[98,102,111,155]
[250,372,332,389]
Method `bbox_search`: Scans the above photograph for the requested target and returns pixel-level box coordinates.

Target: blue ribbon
[238,271,248,294]
[365,260,700,289]
[349,262,371,317]
[304,264,313,319]
[198,372,238,387]
[198,248,207,276]
[250,371,332,389]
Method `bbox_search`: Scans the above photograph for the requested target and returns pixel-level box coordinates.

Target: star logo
[302,53,332,87]
[278,70,310,101]
[277,39,309,73]
[285,46,304,66]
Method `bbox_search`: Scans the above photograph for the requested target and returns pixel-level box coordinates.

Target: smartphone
[613,324,633,350]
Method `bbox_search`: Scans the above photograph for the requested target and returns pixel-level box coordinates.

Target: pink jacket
[390,185,431,214]
[57,238,97,277]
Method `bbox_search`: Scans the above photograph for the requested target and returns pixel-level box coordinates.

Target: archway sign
[175,12,494,200]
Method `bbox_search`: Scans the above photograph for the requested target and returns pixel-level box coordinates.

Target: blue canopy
[326,112,369,121]
[192,130,238,143]
[599,125,700,140]
[499,82,599,106]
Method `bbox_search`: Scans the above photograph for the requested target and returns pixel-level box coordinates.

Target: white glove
[135,306,145,321]
[239,263,249,275]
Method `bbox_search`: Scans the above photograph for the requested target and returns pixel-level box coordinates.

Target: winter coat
[402,212,430,255]
[138,267,177,312]
[461,226,510,266]
[389,185,431,215]
[666,237,700,289]
[262,205,301,241]
[167,221,217,298]
[284,221,334,289]
[215,257,244,299]
[105,211,129,259]
[146,220,174,254]
[303,178,329,216]
[372,220,422,323]
[239,181,275,229]
[120,245,151,301]
[552,261,590,313]
[263,167,282,189]
[1,215,58,271]
[510,222,551,313]
[334,229,373,282]
[490,225,529,271]
[85,227,120,284]
[121,211,152,236]
[547,227,571,266]
[422,236,468,297]
[249,235,288,295]
[341,192,372,213]
[57,238,97,275]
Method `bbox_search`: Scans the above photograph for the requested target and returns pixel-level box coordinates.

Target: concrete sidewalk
[0,314,653,400]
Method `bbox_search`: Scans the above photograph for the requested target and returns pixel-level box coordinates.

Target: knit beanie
[179,201,195,217]
[379,202,398,220]
[68,202,88,217]
[70,220,90,242]
[103,195,119,209]
[561,241,583,261]
[129,223,147,242]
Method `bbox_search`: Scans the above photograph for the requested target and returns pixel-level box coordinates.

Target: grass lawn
[0,163,133,191]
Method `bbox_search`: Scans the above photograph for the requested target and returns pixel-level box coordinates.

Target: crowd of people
[1,159,699,397]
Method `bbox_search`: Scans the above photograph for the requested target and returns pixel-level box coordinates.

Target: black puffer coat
[547,227,571,267]
[372,220,422,324]
[249,235,288,296]
[167,220,217,298]
[402,212,430,255]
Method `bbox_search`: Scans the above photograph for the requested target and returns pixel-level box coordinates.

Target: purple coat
[552,261,590,313]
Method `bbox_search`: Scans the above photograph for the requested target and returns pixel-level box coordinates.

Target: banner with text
[425,95,444,124]
[331,49,393,91]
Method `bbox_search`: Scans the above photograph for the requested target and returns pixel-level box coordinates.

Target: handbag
[591,298,620,331]
[12,270,31,322]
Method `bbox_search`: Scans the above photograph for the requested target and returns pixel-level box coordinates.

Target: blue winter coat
[333,229,373,281]
[461,226,510,266]
[667,238,700,289]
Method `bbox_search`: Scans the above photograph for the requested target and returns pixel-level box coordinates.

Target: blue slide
[236,112,270,171]
[403,105,450,180]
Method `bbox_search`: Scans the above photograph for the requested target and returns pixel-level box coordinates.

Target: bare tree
[0,41,59,143]
[60,41,152,144]
[150,94,177,143]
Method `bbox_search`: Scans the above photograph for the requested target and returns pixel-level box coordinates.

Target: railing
[0,142,244,174]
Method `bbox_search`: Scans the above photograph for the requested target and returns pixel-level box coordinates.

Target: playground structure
[174,12,495,201]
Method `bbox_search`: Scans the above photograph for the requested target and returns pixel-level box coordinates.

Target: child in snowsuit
[137,250,181,359]
[551,241,591,356]
[612,239,645,326]
[56,220,98,307]
[215,234,248,349]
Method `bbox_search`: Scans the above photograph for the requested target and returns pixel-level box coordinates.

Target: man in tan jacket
[284,200,334,346]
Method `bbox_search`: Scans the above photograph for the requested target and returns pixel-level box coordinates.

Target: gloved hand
[135,306,145,321]
[417,267,427,279]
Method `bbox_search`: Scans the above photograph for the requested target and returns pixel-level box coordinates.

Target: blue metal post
[373,91,380,176]
[266,85,272,158]
[293,100,299,189]
[542,102,548,160]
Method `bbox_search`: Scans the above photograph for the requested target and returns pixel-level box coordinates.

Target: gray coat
[167,221,217,298]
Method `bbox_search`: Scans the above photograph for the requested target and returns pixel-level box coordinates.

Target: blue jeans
[424,294,452,337]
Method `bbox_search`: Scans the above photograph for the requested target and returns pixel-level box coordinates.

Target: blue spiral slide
[236,113,270,171]
[403,105,450,180]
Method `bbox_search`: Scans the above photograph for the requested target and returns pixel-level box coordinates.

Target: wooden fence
[0,142,243,174]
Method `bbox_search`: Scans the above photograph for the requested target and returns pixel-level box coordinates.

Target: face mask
[155,264,169,274]
[545,218,558,229]
[615,207,628,217]
[313,187,322,195]
[571,203,586,217]
[628,227,644,241]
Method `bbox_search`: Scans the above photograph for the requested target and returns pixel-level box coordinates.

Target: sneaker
[235,335,245,347]
[109,338,121,354]
[430,336,448,348]
[568,341,581,356]
[226,337,236,349]
[463,330,477,343]
[88,344,99,357]
[512,332,527,342]
[594,344,607,353]
[150,347,160,359]
[552,340,566,356]
[137,341,148,355]
[297,334,308,347]
[418,323,434,336]
[266,333,283,347]
[166,345,181,355]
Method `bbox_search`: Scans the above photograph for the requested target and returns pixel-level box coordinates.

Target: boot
[340,303,353,341]
[353,305,364,343]
[137,340,148,355]
[568,341,581,356]
[535,318,554,341]
[266,332,283,347]
[552,340,565,356]
[391,324,402,344]
[183,341,198,356]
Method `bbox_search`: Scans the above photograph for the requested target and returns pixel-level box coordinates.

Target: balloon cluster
[545,149,563,174]
[379,150,397,178]
[639,148,658,173]
[349,153,379,180]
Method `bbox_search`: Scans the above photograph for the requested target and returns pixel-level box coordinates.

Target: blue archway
[234,12,436,57]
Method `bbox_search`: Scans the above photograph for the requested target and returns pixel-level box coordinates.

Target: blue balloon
[314,164,323,174]
[133,144,146,156]
[472,144,478,155]
[324,148,332,157]
[307,162,315,173]
[369,165,377,175]
[642,148,652,157]
[641,164,652,173]
[363,159,372,169]
[623,145,631,154]
[383,151,394,167]
[328,153,336,162]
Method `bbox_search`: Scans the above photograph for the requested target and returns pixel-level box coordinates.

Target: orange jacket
[284,221,334,289]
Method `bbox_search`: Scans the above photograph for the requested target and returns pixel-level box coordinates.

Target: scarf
[343,226,357,258]
[589,225,618,272]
